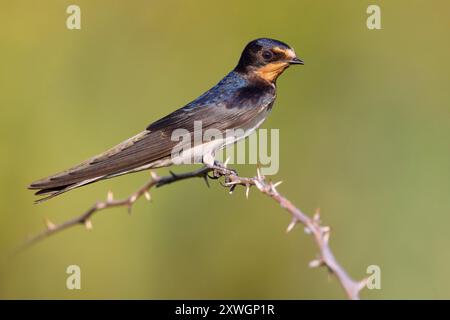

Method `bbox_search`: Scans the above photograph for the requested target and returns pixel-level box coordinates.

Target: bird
[29,38,303,203]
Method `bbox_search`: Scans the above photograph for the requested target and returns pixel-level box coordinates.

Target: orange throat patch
[254,62,289,83]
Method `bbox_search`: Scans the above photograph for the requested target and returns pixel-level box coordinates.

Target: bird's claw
[207,172,220,180]
[210,161,238,176]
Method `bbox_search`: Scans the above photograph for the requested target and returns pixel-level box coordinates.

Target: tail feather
[28,129,175,203]
[30,176,106,204]
[28,160,165,203]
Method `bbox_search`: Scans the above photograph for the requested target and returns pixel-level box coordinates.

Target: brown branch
[19,165,366,299]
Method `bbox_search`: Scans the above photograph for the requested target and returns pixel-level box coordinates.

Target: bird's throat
[254,62,289,83]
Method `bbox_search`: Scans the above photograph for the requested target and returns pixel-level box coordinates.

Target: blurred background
[0,0,449,299]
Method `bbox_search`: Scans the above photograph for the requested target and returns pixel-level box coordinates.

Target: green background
[1,0,449,299]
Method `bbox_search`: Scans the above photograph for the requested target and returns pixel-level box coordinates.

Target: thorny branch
[20,165,367,299]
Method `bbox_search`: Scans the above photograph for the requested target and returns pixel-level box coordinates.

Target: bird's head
[235,38,303,83]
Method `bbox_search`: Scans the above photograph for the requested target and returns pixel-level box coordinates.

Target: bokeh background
[1,0,449,299]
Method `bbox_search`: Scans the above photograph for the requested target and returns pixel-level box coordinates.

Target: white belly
[172,108,270,166]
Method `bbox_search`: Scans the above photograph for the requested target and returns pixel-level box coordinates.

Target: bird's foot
[206,160,238,178]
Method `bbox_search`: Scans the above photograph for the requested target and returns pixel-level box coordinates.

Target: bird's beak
[289,57,304,65]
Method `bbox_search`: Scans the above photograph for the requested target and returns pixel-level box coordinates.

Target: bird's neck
[235,64,289,86]
[253,62,289,83]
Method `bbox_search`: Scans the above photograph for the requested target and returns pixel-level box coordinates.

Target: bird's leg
[209,160,238,176]
[203,160,239,193]
[202,152,237,179]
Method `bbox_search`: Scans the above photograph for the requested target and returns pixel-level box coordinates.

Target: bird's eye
[262,50,273,60]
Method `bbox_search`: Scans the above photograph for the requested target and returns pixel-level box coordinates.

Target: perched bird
[29,38,303,202]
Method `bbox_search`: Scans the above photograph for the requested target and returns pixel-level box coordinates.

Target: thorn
[272,180,283,188]
[309,258,323,268]
[84,219,93,230]
[127,196,137,215]
[144,191,151,201]
[304,226,312,235]
[321,226,331,233]
[256,167,262,179]
[169,170,176,178]
[314,208,321,222]
[107,191,114,202]
[229,185,236,194]
[202,174,210,188]
[269,182,280,194]
[225,181,240,186]
[223,156,231,168]
[150,171,159,180]
[323,230,330,244]
[44,218,56,231]
[286,219,297,233]
[245,185,250,199]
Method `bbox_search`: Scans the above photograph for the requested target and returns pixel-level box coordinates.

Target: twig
[19,165,366,299]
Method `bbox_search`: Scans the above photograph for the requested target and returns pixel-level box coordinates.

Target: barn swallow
[29,38,303,202]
